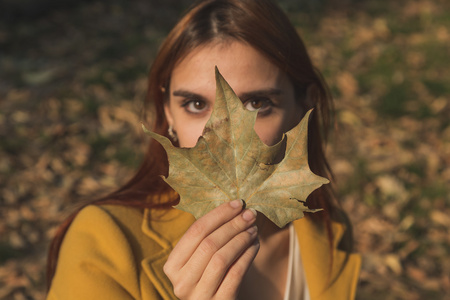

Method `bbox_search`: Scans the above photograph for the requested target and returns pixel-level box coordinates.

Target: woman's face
[164,41,304,148]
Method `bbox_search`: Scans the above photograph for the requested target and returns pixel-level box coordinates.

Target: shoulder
[65,204,176,255]
[66,204,195,254]
[76,204,145,237]
[63,205,144,250]
[59,204,148,264]
[49,205,145,299]
[49,204,191,299]
[73,204,143,226]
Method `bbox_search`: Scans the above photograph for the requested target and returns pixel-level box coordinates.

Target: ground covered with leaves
[1,0,449,299]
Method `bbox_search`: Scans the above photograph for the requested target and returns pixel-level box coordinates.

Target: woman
[46,0,361,299]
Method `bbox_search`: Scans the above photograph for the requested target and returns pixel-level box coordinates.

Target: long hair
[47,0,345,289]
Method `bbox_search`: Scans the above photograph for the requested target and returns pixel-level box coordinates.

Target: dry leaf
[143,68,329,227]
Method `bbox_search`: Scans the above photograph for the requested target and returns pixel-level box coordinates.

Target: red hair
[47,0,348,289]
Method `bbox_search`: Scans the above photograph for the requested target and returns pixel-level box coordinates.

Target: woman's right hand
[163,199,259,300]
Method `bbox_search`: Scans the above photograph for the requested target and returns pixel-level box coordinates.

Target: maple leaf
[143,67,329,227]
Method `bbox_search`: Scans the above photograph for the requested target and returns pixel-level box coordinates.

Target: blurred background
[0,0,449,299]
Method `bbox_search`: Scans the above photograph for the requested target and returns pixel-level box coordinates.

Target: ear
[164,101,174,128]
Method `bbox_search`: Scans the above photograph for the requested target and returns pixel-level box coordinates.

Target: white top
[283,224,310,300]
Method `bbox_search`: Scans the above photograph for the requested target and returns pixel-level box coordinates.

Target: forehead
[170,41,286,94]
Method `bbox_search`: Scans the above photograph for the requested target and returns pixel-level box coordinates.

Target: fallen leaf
[143,67,329,227]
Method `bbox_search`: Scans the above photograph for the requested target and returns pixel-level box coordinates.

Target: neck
[238,214,291,299]
[256,214,287,240]
[255,214,290,265]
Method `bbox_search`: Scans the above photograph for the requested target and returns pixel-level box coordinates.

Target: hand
[163,199,259,300]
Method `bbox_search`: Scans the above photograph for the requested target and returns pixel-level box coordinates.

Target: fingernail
[230,199,243,209]
[242,208,257,221]
[246,225,258,235]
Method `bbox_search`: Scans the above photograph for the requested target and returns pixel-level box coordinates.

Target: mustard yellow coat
[47,204,361,300]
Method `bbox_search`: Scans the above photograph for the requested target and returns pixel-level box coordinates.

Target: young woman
[46,0,360,299]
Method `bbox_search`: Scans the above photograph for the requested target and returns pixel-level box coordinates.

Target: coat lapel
[294,217,361,300]
[140,208,195,300]
[140,207,360,300]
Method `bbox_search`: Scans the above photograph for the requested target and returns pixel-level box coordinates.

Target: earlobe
[164,103,178,142]
[164,102,174,128]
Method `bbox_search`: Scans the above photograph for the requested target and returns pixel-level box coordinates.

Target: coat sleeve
[47,205,145,300]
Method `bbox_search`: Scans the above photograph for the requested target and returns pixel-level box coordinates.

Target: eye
[182,99,208,114]
[244,98,273,114]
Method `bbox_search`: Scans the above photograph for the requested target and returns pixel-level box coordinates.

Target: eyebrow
[173,88,283,102]
[172,90,208,102]
[239,88,283,100]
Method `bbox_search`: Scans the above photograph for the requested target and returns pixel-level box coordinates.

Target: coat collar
[140,207,195,300]
[293,217,361,300]
[140,208,360,300]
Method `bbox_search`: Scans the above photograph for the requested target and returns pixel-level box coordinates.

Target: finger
[165,199,244,273]
[182,208,257,284]
[217,237,260,299]
[198,225,259,298]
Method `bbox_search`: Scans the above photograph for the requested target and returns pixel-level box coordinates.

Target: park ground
[0,0,449,299]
